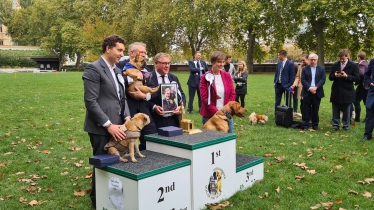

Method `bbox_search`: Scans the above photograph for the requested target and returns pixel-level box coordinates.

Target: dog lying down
[249,112,268,125]
[202,101,247,132]
[104,113,150,163]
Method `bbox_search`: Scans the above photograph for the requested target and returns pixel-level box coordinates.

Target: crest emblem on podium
[205,168,226,199]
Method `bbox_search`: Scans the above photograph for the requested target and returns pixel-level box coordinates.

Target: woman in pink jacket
[200,51,236,133]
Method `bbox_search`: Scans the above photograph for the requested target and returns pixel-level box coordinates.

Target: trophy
[179,102,202,134]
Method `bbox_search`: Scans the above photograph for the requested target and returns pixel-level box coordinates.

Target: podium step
[236,154,264,191]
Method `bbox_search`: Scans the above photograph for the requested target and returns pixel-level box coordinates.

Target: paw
[139,154,146,158]
[120,157,128,162]
[131,159,138,163]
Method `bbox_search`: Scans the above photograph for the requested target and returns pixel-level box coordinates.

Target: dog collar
[131,120,142,131]
[221,110,232,119]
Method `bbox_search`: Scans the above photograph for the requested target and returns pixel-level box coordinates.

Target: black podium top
[236,154,264,173]
[145,129,236,150]
[102,151,191,181]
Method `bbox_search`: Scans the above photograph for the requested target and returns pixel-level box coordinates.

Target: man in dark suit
[361,58,374,141]
[116,42,157,151]
[329,49,359,131]
[162,87,177,111]
[273,50,295,113]
[82,35,131,208]
[147,53,186,128]
[300,53,326,131]
[353,52,369,122]
[187,51,208,114]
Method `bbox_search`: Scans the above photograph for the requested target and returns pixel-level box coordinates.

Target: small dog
[249,112,268,125]
[122,55,159,94]
[202,101,247,132]
[104,113,150,163]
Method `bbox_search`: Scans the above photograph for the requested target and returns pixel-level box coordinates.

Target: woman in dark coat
[234,60,248,108]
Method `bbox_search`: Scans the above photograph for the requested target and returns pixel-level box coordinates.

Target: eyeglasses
[157,62,171,65]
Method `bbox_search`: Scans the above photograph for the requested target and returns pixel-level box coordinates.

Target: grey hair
[128,42,146,54]
[154,52,170,62]
[309,53,318,59]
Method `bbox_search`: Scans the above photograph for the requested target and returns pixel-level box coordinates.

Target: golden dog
[104,113,150,163]
[122,55,159,94]
[202,101,246,132]
[216,171,222,194]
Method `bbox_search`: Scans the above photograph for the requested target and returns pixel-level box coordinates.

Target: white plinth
[95,150,191,210]
[146,130,237,210]
[235,154,264,191]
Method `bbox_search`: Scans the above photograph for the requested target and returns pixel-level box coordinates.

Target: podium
[95,151,191,210]
[146,130,237,210]
[236,154,264,191]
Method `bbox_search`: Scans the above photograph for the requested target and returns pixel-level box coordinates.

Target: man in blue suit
[300,54,326,131]
[187,51,209,114]
[147,53,186,128]
[273,50,295,113]
[361,58,374,141]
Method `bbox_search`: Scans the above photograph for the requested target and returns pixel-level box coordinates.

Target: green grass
[0,72,373,209]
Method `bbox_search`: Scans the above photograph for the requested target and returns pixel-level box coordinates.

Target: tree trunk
[75,53,82,68]
[246,28,255,74]
[311,19,325,67]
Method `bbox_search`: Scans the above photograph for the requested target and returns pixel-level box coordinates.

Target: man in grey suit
[353,52,369,122]
[300,53,326,131]
[187,51,209,114]
[83,35,131,208]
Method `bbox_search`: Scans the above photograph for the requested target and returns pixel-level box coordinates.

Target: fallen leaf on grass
[348,190,358,195]
[294,162,308,170]
[60,171,69,176]
[276,186,280,193]
[0,162,6,167]
[41,150,51,154]
[307,170,317,174]
[321,156,326,160]
[264,154,273,157]
[321,201,333,208]
[287,187,293,190]
[74,190,85,197]
[295,175,304,180]
[336,165,343,169]
[322,191,327,196]
[46,188,53,193]
[237,146,243,150]
[275,157,283,163]
[19,196,27,203]
[338,208,346,210]
[310,204,321,209]
[365,177,374,183]
[362,191,372,198]
[336,198,342,204]
[29,200,38,206]
[74,163,82,167]
[15,172,25,175]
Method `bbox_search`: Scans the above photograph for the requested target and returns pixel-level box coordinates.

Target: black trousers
[302,94,321,129]
[364,105,374,138]
[187,85,201,112]
[88,133,111,207]
[354,86,368,121]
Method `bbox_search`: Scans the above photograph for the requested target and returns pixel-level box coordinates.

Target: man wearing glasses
[147,53,186,128]
[116,42,157,150]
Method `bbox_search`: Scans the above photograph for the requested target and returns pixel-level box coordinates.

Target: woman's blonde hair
[237,60,248,73]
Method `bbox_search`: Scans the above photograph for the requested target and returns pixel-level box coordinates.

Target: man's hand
[154,105,164,116]
[310,87,317,94]
[128,87,146,100]
[173,106,181,115]
[107,124,126,141]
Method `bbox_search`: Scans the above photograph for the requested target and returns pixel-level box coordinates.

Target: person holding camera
[329,49,359,131]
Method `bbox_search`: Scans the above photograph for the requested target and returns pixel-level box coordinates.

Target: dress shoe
[332,127,338,131]
[343,127,349,131]
[361,136,372,142]
[312,127,319,131]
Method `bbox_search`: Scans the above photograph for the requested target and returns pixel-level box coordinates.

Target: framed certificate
[161,83,178,113]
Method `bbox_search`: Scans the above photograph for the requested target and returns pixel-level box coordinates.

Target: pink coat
[200,70,236,118]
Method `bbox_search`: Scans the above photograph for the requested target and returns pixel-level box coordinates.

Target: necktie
[278,63,284,83]
[161,75,165,84]
[341,63,345,71]
[198,61,202,76]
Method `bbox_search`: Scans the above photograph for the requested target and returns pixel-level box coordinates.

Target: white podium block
[95,150,191,210]
[236,154,264,191]
[145,130,236,210]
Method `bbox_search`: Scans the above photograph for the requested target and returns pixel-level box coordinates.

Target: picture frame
[161,83,178,113]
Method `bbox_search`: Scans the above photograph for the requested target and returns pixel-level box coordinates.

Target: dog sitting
[104,113,150,163]
[202,101,247,132]
[215,171,222,194]
[249,112,268,125]
[122,55,159,94]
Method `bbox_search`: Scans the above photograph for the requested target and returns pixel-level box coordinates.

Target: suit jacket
[200,70,236,118]
[329,60,359,104]
[300,65,326,99]
[146,71,186,126]
[83,57,130,135]
[364,59,374,108]
[292,64,306,99]
[187,59,209,87]
[162,98,176,111]
[273,59,295,89]
[358,60,369,88]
